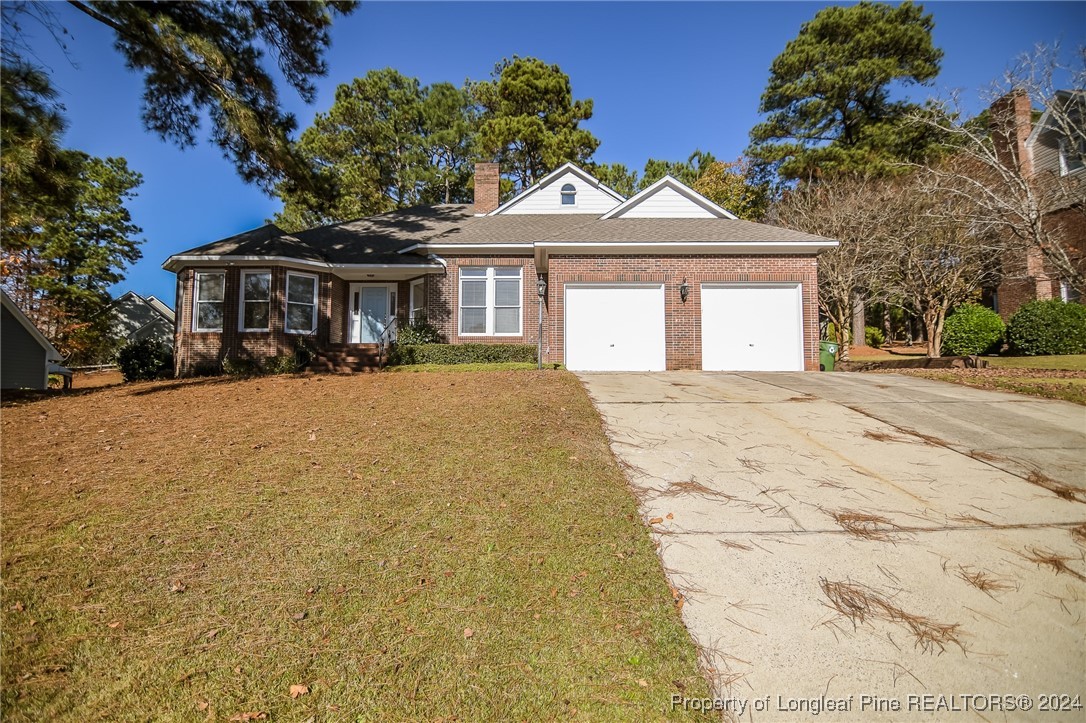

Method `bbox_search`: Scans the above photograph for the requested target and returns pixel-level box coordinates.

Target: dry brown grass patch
[820,578,965,654]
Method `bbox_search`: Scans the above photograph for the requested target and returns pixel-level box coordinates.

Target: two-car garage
[563,282,804,372]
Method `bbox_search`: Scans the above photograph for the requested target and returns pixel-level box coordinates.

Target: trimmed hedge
[389,343,537,366]
[117,338,173,381]
[1007,299,1086,355]
[941,303,1005,356]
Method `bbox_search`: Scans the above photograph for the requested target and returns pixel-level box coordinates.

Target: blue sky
[17,1,1086,304]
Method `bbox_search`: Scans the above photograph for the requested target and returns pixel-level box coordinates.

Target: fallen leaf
[637,679,649,688]
[665,512,674,520]
[648,517,664,525]
[169,581,186,593]
[463,627,474,639]
[289,684,310,699]
[107,621,122,629]
[307,431,316,441]
[11,602,24,612]
[292,611,307,621]
[197,701,209,711]
[228,713,267,721]
[206,628,221,639]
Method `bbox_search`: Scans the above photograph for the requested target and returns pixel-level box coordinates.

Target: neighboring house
[163,163,837,375]
[107,291,176,347]
[1,290,63,390]
[989,90,1085,319]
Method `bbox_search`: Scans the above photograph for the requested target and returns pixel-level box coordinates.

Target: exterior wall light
[679,278,690,304]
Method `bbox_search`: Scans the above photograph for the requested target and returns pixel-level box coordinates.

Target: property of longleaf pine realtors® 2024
[670,693,1080,715]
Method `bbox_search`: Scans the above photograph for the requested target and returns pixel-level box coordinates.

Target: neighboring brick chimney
[990,89,1034,177]
[473,162,500,214]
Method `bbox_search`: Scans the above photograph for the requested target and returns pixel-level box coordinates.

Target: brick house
[989,90,1085,319]
[163,163,837,374]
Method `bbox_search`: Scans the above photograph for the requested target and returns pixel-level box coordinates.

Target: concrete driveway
[579,372,1086,722]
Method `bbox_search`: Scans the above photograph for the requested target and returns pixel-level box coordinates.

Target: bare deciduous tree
[776,170,1007,358]
[875,170,1006,356]
[909,44,1085,297]
[775,175,891,360]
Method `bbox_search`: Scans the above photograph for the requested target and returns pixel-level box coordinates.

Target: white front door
[349,284,394,343]
[565,284,666,371]
[701,283,803,371]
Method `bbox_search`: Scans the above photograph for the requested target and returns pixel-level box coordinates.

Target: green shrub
[117,338,173,381]
[864,325,885,348]
[389,343,537,366]
[397,316,443,345]
[263,354,300,375]
[941,303,1005,356]
[1007,299,1086,355]
[222,357,263,377]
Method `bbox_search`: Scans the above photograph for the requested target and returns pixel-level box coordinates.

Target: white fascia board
[162,254,443,273]
[599,175,739,220]
[537,240,838,254]
[488,162,625,216]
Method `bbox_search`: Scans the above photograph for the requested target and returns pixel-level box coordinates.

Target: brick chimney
[989,89,1033,177]
[473,162,500,214]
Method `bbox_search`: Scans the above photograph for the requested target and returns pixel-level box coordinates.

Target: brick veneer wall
[426,255,547,349]
[428,254,819,370]
[995,207,1086,320]
[174,266,334,375]
[174,254,822,374]
[547,255,820,370]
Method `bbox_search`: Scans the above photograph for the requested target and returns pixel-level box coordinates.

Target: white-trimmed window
[459,266,522,336]
[285,272,318,334]
[193,271,225,332]
[240,270,271,331]
[561,183,576,205]
[410,279,425,322]
[1060,137,1086,175]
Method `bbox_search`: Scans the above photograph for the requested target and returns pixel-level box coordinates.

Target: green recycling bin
[819,341,838,371]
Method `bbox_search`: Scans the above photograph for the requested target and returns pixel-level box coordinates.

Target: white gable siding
[500,173,621,215]
[614,185,716,218]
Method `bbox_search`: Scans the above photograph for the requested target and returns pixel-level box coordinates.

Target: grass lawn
[1,372,711,721]
[986,354,1086,370]
[879,368,1086,405]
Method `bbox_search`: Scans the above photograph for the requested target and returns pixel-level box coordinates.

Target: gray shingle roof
[167,206,832,267]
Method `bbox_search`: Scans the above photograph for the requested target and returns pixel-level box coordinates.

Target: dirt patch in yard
[1,372,711,721]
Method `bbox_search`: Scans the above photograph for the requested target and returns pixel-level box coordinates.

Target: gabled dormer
[487,163,625,215]
[600,175,738,219]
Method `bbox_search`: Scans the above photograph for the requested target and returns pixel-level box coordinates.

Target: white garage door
[702,283,803,371]
[565,284,665,371]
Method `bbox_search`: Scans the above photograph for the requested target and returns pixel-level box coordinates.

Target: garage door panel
[565,285,665,371]
[702,284,803,371]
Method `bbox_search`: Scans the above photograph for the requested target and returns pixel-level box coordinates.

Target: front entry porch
[348,283,398,344]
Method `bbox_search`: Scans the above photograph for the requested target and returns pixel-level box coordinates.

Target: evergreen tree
[475,56,599,193]
[748,1,943,181]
